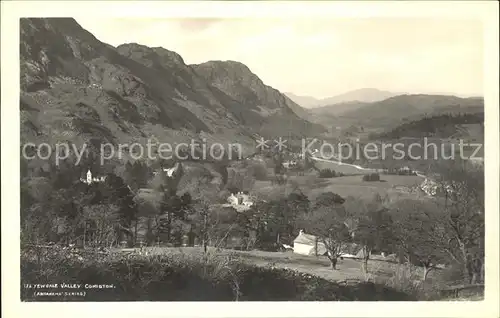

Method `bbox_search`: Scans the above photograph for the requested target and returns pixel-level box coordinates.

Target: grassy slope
[21,246,415,301]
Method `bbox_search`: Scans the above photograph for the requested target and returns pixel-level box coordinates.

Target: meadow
[21,245,483,302]
[253,171,424,200]
[21,246,416,301]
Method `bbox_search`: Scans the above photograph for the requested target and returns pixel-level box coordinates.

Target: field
[21,243,483,302]
[254,172,424,200]
[122,246,436,283]
[113,246,485,300]
[313,158,379,174]
[22,246,419,301]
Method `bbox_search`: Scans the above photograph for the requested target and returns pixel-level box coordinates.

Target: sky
[76,18,483,99]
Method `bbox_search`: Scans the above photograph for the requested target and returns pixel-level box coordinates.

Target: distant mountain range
[285,88,401,108]
[20,18,323,160]
[306,94,484,130]
[20,18,484,160]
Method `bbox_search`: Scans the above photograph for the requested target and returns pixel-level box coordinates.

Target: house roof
[293,231,318,245]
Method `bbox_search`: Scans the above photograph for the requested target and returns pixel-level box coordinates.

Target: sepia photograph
[2,1,499,317]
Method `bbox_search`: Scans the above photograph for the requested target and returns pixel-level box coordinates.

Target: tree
[432,161,485,283]
[100,173,138,245]
[249,162,268,181]
[348,195,394,273]
[213,161,229,187]
[362,173,380,182]
[157,191,194,244]
[123,160,153,191]
[225,169,255,194]
[184,179,226,253]
[81,204,120,247]
[390,199,447,282]
[239,190,310,251]
[315,192,345,206]
[297,192,351,269]
[318,168,336,178]
[134,189,161,246]
[21,177,58,246]
[273,153,285,176]
[194,197,211,253]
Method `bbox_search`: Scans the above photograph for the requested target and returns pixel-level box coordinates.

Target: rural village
[18,17,486,302]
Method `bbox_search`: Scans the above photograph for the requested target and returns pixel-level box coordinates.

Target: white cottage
[224,192,254,212]
[293,230,327,256]
[227,193,239,206]
[163,162,181,177]
[80,169,106,184]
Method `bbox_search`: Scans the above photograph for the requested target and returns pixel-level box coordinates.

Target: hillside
[308,94,484,130]
[20,18,321,161]
[283,92,320,108]
[341,94,483,122]
[307,101,370,128]
[192,61,322,138]
[374,113,484,140]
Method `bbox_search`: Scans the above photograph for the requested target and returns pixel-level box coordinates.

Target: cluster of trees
[318,168,344,178]
[362,173,381,182]
[334,163,483,284]
[121,160,153,191]
[21,147,484,285]
[21,159,137,247]
[248,162,268,181]
[383,167,418,176]
[376,113,484,140]
[239,162,484,285]
[21,149,205,248]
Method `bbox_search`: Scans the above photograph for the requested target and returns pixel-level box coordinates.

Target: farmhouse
[293,230,327,256]
[163,162,182,177]
[283,160,298,169]
[80,169,106,184]
[227,192,254,208]
[419,177,454,197]
[293,227,360,257]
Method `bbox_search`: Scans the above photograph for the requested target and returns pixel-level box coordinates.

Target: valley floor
[254,173,424,200]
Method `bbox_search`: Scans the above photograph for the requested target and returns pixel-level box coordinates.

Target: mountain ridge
[307,93,484,130]
[285,88,400,108]
[20,18,322,162]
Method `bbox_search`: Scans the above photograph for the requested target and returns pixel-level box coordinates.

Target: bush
[383,264,425,299]
[318,168,336,178]
[21,247,414,301]
[225,169,255,193]
[440,263,468,285]
[362,173,380,182]
[249,163,268,181]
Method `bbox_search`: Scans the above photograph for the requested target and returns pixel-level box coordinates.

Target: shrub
[318,168,336,178]
[362,173,380,182]
[440,263,468,285]
[249,163,268,181]
[225,169,255,193]
[21,247,414,301]
[383,263,424,299]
